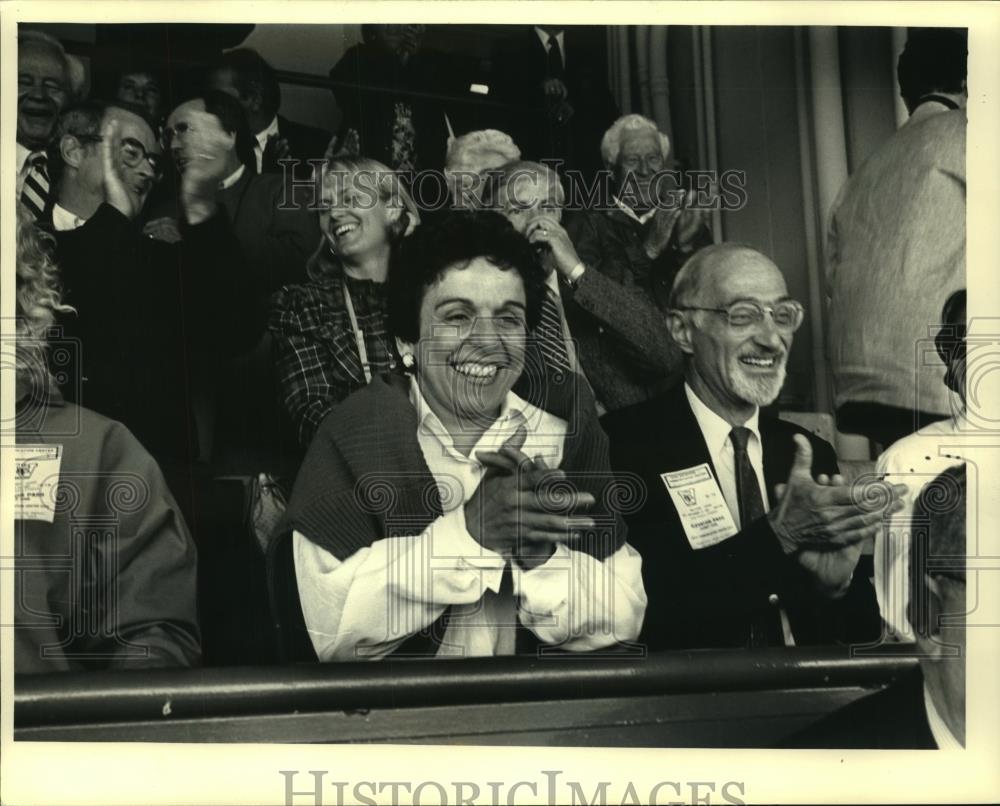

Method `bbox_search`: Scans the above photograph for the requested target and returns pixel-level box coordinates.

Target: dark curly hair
[387,210,546,345]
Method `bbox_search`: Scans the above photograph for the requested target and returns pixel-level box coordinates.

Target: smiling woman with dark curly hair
[269,211,646,662]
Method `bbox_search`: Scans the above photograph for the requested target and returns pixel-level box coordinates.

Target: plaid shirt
[270,271,400,447]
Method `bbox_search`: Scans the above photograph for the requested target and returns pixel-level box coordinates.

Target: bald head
[670,243,783,310]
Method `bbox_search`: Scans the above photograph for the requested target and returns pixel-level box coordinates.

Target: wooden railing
[15,647,916,745]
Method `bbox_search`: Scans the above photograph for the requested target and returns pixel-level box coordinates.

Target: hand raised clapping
[769,435,907,595]
[465,426,594,569]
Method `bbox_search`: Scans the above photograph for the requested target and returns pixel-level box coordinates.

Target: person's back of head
[897,27,968,114]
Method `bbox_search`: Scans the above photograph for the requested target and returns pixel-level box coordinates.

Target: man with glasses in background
[42,99,262,525]
[603,243,904,651]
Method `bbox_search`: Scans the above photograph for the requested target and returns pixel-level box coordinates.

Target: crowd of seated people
[13,25,969,750]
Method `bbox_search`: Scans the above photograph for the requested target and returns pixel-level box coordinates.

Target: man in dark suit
[786,464,966,748]
[603,243,904,651]
[163,91,319,473]
[207,48,331,180]
[327,24,453,174]
[490,25,619,182]
[43,99,262,522]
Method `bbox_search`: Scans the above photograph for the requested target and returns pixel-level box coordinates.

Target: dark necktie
[547,35,564,80]
[730,426,782,647]
[729,426,765,527]
[536,287,573,376]
[20,152,49,221]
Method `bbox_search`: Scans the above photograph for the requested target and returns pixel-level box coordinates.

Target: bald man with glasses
[603,243,905,651]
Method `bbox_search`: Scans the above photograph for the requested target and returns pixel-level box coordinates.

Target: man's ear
[666,310,695,355]
[59,134,85,170]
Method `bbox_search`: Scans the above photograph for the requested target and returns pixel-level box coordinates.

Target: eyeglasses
[675,300,806,331]
[160,121,192,150]
[77,134,165,180]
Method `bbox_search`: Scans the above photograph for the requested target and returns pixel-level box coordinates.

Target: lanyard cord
[342,279,373,385]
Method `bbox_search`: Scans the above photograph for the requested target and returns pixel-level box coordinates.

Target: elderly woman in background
[269,156,420,448]
[13,203,201,673]
[444,129,521,210]
[270,211,646,661]
[489,160,683,412]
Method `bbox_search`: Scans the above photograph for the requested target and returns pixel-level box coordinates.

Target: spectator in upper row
[604,243,903,651]
[491,25,620,182]
[444,129,521,210]
[488,160,681,413]
[827,28,967,452]
[269,157,421,448]
[566,113,713,315]
[208,47,332,177]
[328,24,451,173]
[17,30,80,221]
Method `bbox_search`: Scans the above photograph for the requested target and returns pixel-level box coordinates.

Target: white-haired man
[17,30,79,219]
[603,243,904,651]
[444,129,521,209]
[566,113,712,315]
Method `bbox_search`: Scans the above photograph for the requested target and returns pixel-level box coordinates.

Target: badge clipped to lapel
[660,463,738,550]
[15,445,63,523]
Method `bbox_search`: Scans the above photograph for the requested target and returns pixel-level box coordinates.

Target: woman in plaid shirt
[269,157,420,448]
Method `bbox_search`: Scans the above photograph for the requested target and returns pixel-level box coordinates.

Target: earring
[401,352,417,372]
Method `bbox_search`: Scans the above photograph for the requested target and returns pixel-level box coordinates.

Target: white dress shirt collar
[51,203,88,232]
[924,683,962,749]
[613,196,657,225]
[684,382,767,526]
[410,376,557,465]
[16,142,33,174]
[254,115,280,173]
[219,163,246,191]
[534,27,565,67]
[685,382,761,457]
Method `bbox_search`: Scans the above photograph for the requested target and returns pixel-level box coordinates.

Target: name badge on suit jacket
[15,444,63,523]
[660,463,737,550]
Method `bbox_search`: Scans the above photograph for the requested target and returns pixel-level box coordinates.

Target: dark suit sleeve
[177,206,265,355]
[565,258,683,379]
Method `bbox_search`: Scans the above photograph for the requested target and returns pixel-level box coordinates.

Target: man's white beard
[729,360,787,407]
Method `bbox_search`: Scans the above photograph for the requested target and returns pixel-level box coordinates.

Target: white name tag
[660,463,738,550]
[15,444,63,523]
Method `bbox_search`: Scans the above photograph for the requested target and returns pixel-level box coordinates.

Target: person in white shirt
[786,463,966,748]
[273,211,646,661]
[875,290,967,642]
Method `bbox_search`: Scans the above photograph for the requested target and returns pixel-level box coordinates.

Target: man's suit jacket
[48,204,263,473]
[782,666,937,748]
[490,27,620,180]
[217,168,317,296]
[602,383,881,651]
